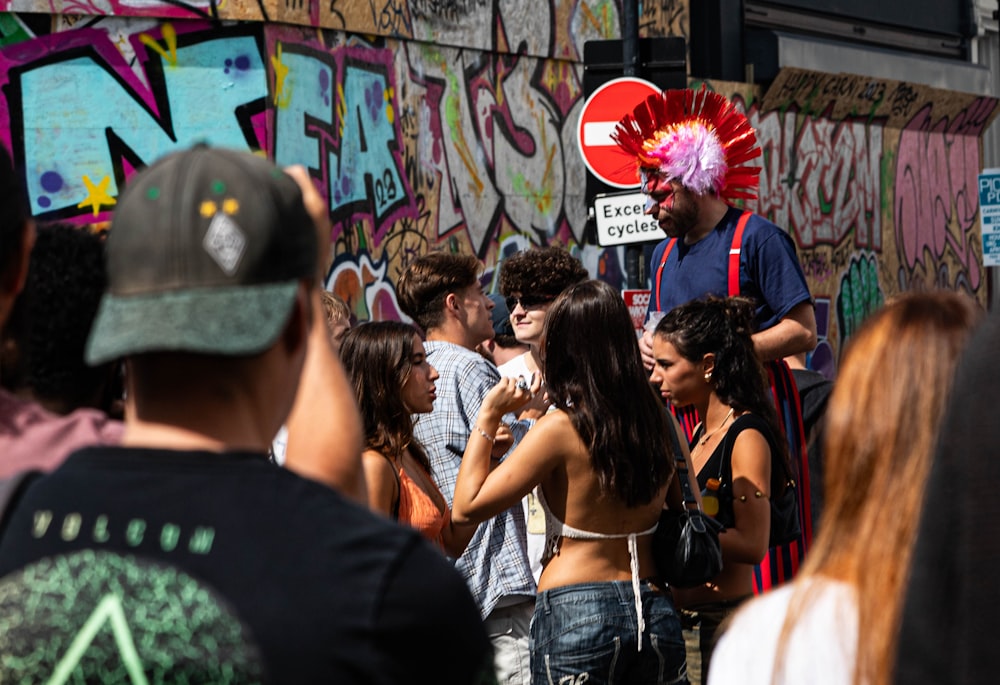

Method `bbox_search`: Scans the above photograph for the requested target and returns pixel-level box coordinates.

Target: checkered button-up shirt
[413,341,535,618]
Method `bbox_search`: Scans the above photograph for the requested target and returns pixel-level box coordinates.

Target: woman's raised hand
[482,374,542,416]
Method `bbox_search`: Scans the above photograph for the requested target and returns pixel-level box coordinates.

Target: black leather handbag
[768,473,802,547]
[653,421,724,588]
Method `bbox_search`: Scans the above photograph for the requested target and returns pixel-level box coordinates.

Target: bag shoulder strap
[378,454,402,521]
[715,413,773,482]
[666,415,699,508]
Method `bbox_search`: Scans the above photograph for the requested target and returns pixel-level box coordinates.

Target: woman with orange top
[340,321,475,557]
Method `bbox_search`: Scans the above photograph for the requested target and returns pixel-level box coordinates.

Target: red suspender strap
[654,239,677,312]
[728,210,752,297]
[657,209,751,310]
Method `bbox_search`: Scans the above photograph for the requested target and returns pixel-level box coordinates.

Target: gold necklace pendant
[698,407,735,446]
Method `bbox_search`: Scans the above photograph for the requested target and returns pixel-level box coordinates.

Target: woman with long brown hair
[707,291,981,685]
[340,320,474,557]
[452,279,688,683]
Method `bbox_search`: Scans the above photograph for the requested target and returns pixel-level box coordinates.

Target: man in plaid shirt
[398,252,539,685]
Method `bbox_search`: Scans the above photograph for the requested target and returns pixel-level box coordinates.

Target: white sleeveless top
[536,487,658,651]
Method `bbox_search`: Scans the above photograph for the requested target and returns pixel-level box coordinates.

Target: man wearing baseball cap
[0,146,491,683]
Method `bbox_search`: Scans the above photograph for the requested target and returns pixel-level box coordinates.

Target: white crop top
[536,487,658,651]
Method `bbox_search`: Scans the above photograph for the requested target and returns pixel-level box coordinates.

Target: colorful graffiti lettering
[754,109,882,250]
[836,253,884,346]
[894,98,994,293]
[0,12,992,371]
[270,38,414,242]
[4,24,266,220]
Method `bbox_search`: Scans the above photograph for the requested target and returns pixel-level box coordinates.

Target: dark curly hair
[499,246,588,298]
[542,279,673,506]
[654,295,790,476]
[2,222,117,413]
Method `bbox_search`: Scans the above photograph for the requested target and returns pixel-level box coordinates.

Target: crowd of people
[0,87,993,685]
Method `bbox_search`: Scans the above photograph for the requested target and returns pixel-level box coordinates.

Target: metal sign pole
[622,0,642,289]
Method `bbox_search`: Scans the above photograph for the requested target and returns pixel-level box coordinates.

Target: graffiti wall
[0,5,992,372]
[754,68,996,374]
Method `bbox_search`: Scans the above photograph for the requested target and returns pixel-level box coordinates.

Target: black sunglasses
[505,294,556,311]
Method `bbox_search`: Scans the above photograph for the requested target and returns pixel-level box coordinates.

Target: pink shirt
[0,389,123,477]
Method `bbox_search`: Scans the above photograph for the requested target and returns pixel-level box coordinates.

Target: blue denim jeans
[530,580,687,685]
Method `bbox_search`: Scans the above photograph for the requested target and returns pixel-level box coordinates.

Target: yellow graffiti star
[77,175,117,217]
[272,42,290,108]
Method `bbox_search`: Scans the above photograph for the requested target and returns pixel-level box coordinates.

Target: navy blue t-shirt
[647,206,811,331]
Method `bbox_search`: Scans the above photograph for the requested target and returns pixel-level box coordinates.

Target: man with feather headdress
[613,88,816,367]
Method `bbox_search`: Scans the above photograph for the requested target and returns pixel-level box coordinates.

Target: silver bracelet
[474,425,496,443]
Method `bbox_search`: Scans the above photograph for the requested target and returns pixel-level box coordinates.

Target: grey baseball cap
[488,294,514,337]
[85,146,318,364]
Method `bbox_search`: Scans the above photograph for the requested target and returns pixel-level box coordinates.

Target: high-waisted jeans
[530,580,688,685]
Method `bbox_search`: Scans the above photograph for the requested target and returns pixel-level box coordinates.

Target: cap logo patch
[199,198,240,218]
[203,211,247,275]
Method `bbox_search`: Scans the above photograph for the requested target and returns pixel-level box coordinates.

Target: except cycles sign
[593,192,662,246]
[576,77,660,188]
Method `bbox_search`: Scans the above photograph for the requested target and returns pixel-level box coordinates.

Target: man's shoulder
[27,445,382,532]
[497,353,530,378]
[6,445,439,597]
[741,211,789,240]
[0,390,123,478]
[650,236,672,261]
[425,340,497,377]
[424,339,481,360]
[736,211,801,266]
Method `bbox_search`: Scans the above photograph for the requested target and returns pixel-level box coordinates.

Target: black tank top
[693,413,782,529]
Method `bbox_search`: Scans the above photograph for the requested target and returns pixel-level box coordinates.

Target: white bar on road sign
[582,121,618,147]
[593,192,663,246]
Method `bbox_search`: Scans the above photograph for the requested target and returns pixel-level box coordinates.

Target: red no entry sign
[576,77,660,189]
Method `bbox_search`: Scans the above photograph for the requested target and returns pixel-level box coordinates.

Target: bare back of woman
[453,280,687,684]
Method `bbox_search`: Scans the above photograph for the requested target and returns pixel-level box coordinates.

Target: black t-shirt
[0,446,492,684]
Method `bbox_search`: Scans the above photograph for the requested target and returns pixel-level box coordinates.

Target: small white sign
[978,168,1000,267]
[593,192,662,246]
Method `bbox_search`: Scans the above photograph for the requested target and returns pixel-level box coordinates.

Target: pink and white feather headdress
[612,87,762,202]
